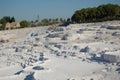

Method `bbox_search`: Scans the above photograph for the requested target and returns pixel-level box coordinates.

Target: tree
[0,25,5,30]
[10,16,15,23]
[3,16,11,22]
[55,18,58,23]
[0,18,7,26]
[0,16,10,25]
[41,18,49,26]
[71,13,81,23]
[51,19,56,24]
[49,18,52,23]
[71,4,120,23]
[67,18,71,23]
[60,18,64,23]
[20,20,30,28]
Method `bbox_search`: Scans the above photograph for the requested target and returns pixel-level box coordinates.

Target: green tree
[20,20,30,28]
[60,18,64,23]
[0,25,5,30]
[0,18,7,26]
[3,16,11,22]
[49,18,52,23]
[71,4,120,23]
[10,16,15,23]
[55,18,58,23]
[67,18,71,23]
[51,19,56,24]
[0,16,11,25]
[41,18,49,26]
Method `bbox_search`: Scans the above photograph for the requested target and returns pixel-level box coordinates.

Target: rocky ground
[0,21,120,80]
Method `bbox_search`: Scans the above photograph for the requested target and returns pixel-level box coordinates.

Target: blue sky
[0,0,120,21]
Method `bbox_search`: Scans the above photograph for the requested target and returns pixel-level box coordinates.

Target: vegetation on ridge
[0,4,120,30]
[71,4,120,23]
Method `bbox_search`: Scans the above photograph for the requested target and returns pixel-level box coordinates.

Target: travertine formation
[0,21,120,80]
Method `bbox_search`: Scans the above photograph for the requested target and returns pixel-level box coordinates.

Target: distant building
[5,22,20,29]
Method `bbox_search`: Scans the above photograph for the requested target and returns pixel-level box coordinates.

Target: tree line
[71,4,120,23]
[0,16,67,30]
[1,4,119,30]
[31,18,66,27]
